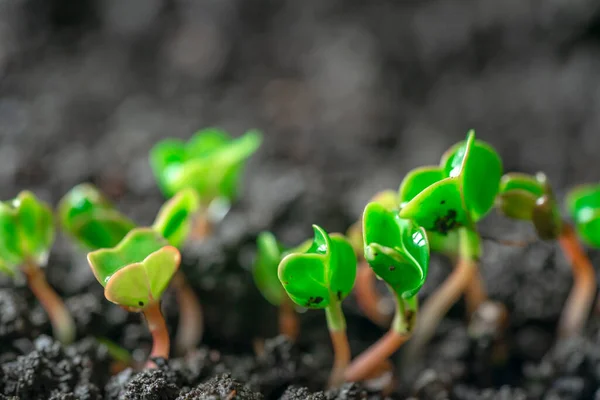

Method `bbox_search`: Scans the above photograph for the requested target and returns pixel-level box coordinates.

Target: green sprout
[278,225,357,388]
[566,183,600,247]
[397,130,502,355]
[0,191,75,344]
[149,128,263,354]
[151,188,204,354]
[345,201,429,383]
[497,173,596,337]
[58,183,135,250]
[252,232,312,341]
[87,228,180,365]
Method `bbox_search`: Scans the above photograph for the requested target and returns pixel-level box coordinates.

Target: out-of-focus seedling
[149,128,263,235]
[58,183,135,250]
[87,228,180,366]
[398,130,502,355]
[0,191,75,344]
[278,225,357,388]
[152,188,203,354]
[345,202,429,382]
[566,183,600,247]
[253,232,306,341]
[498,174,596,337]
[347,190,400,329]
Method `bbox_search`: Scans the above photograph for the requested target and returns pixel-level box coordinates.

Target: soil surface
[1,1,600,399]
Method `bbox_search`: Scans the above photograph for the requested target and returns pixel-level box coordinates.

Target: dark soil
[1,0,600,399]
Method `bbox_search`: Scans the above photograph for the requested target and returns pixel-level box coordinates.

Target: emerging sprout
[253,232,308,341]
[152,189,204,354]
[398,130,501,356]
[498,174,595,337]
[0,191,75,344]
[88,228,180,365]
[58,183,135,250]
[566,183,600,247]
[345,202,429,382]
[149,128,263,209]
[278,225,357,388]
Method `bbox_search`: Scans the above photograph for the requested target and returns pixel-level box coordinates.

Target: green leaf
[440,130,503,221]
[58,184,136,250]
[152,188,200,249]
[87,228,180,309]
[566,183,600,247]
[0,191,54,273]
[149,129,263,202]
[398,166,445,207]
[363,202,429,298]
[496,173,546,220]
[278,225,357,309]
[253,232,286,306]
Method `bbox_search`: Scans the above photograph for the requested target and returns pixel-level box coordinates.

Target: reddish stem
[557,222,597,337]
[354,262,392,328]
[279,296,300,341]
[465,266,487,317]
[328,329,352,388]
[143,302,170,367]
[22,261,75,344]
[345,330,409,382]
[172,271,204,355]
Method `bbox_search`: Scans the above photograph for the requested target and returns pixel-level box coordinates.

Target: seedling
[566,183,600,247]
[345,201,429,382]
[0,191,75,344]
[347,190,401,328]
[149,128,263,234]
[87,228,180,366]
[152,188,204,354]
[58,183,135,250]
[253,232,307,341]
[498,173,595,337]
[398,130,502,354]
[278,225,357,388]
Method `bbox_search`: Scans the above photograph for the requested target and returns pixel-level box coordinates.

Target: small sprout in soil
[253,231,302,341]
[398,130,502,355]
[0,191,75,344]
[345,201,429,382]
[278,225,357,388]
[498,173,596,337]
[58,183,135,250]
[566,182,600,247]
[152,189,204,354]
[87,228,180,366]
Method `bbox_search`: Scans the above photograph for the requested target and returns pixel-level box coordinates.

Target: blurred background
[1,0,600,367]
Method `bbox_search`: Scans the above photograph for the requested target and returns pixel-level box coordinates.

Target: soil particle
[279,386,326,400]
[105,358,181,400]
[1,336,110,400]
[279,382,381,400]
[177,373,263,400]
[451,385,527,400]
[0,288,31,343]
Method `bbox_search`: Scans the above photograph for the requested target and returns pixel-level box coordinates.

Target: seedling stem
[171,271,204,354]
[326,299,351,388]
[557,222,596,337]
[354,261,392,328]
[143,301,170,367]
[22,259,75,344]
[279,296,299,341]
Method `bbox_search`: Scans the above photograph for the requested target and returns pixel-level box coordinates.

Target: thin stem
[22,261,75,344]
[143,301,170,367]
[172,271,204,355]
[325,300,351,388]
[465,266,487,317]
[279,296,300,341]
[557,222,597,337]
[345,292,414,382]
[354,261,392,328]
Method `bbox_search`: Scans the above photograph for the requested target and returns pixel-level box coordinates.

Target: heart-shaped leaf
[87,228,180,309]
[0,191,54,273]
[399,131,502,233]
[150,129,263,202]
[496,173,546,220]
[566,183,600,247]
[363,202,429,299]
[152,188,200,249]
[59,184,136,250]
[278,225,357,309]
[253,232,286,306]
